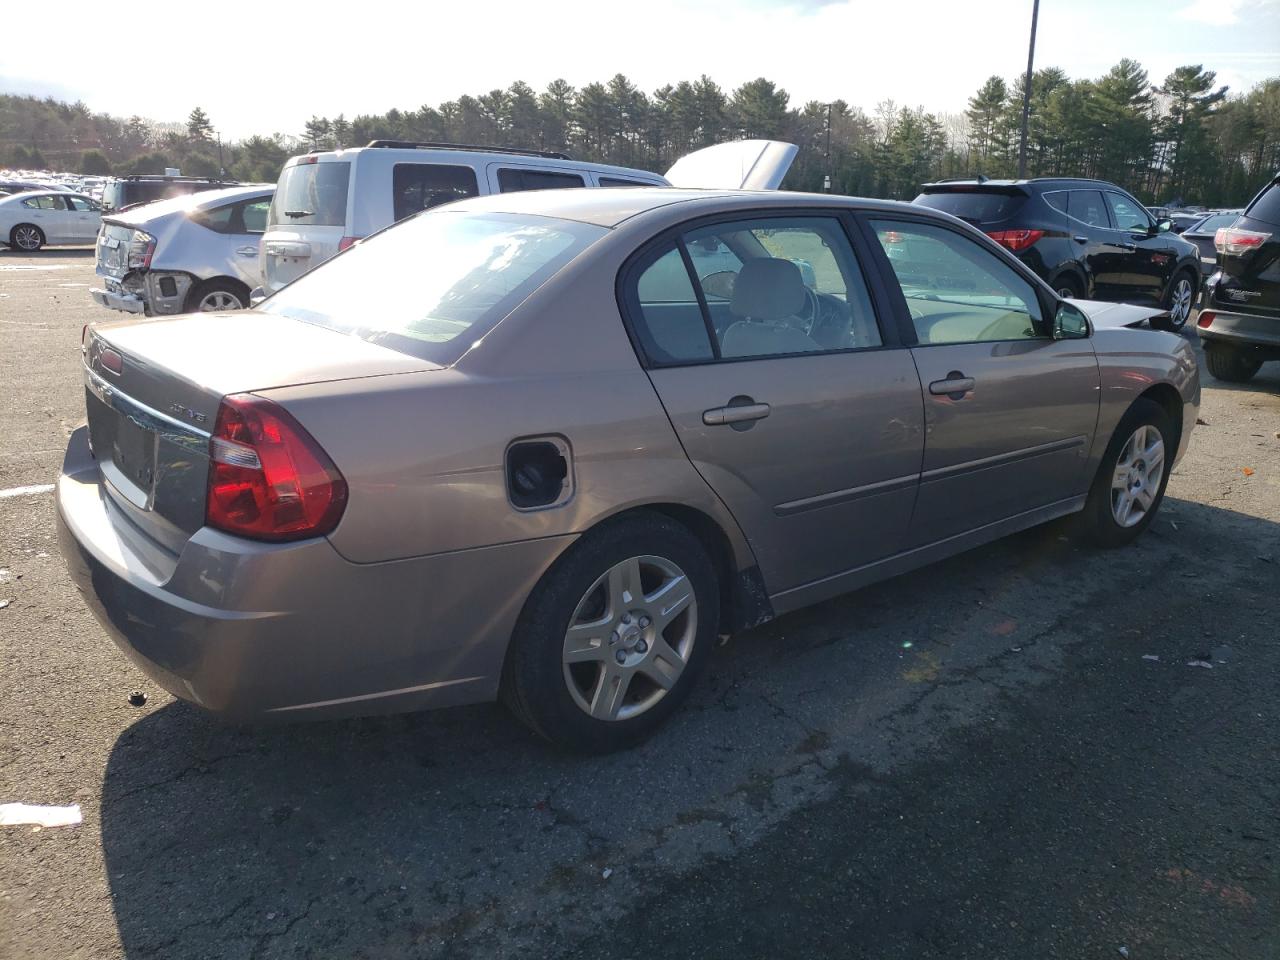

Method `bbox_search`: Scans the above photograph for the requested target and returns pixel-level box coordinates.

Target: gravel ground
[1,248,1277,960]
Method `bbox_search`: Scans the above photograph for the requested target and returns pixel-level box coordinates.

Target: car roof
[445,186,923,228]
[922,177,1134,192]
[293,145,667,182]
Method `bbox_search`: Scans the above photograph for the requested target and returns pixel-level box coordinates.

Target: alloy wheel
[562,554,697,722]
[14,226,41,251]
[1110,424,1165,528]
[197,290,245,311]
[1168,277,1193,328]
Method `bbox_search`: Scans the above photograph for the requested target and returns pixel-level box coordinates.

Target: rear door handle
[235,246,258,257]
[1114,242,1137,251]
[703,402,771,426]
[1073,235,1088,244]
[929,374,975,397]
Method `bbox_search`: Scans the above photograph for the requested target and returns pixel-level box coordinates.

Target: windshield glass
[268,161,351,227]
[914,190,1025,224]
[260,211,608,365]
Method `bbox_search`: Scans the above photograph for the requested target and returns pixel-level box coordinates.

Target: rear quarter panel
[259,226,756,572]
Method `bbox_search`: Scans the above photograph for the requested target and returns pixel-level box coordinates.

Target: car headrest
[730,258,806,321]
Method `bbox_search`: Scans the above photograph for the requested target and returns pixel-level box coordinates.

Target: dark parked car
[915,178,1203,330]
[1197,173,1280,382]
[1180,210,1243,276]
[1169,211,1205,234]
[101,175,240,214]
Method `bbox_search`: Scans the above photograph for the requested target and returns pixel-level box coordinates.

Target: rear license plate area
[86,388,157,502]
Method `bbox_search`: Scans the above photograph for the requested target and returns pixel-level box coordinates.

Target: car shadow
[97,498,1278,958]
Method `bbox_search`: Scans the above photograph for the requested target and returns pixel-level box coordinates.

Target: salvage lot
[1,248,1278,958]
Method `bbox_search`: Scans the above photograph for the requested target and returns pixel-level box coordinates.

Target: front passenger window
[872,220,1045,345]
[1105,193,1151,233]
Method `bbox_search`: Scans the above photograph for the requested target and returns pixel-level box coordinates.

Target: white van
[259,139,796,294]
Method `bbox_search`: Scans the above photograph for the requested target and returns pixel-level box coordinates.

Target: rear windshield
[268,161,351,227]
[259,211,607,365]
[914,190,1025,224]
[1192,212,1240,233]
[1244,180,1280,227]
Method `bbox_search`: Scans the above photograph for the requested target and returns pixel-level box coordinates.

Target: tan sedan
[58,187,1199,751]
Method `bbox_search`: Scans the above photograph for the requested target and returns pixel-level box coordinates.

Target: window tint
[194,203,237,232]
[633,246,715,364]
[1067,190,1110,228]
[599,177,652,187]
[242,200,270,233]
[1044,191,1068,215]
[913,190,1025,224]
[392,163,479,221]
[1245,181,1280,227]
[497,168,586,192]
[67,196,98,211]
[873,219,1044,345]
[1105,193,1151,232]
[268,161,351,227]
[21,197,39,209]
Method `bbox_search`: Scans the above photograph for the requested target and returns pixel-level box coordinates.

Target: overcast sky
[3,0,1277,140]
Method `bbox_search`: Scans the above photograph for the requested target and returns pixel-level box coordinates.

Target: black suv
[914,178,1202,331]
[1197,172,1280,383]
[101,175,240,214]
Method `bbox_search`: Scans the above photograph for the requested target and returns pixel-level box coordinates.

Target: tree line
[1,60,1276,206]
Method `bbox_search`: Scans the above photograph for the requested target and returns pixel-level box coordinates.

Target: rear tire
[1052,274,1083,299]
[1077,398,1174,548]
[10,224,44,252]
[1153,270,1196,331]
[186,278,248,313]
[501,512,719,753]
[1203,343,1261,383]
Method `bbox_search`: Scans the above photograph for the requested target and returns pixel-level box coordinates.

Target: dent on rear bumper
[56,427,575,719]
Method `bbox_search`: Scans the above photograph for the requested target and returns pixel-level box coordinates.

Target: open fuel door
[664,140,798,190]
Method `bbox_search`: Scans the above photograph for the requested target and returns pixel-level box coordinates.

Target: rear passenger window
[392,164,479,221]
[1044,192,1068,215]
[599,177,651,187]
[497,168,586,193]
[242,200,270,233]
[193,203,237,233]
[633,246,715,364]
[1068,190,1110,228]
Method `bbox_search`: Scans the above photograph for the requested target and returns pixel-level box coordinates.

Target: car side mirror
[1154,218,1173,234]
[1053,301,1090,340]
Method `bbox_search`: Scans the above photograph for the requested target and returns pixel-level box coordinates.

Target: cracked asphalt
[1,249,1278,959]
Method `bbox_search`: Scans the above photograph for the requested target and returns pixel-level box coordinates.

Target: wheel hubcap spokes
[562,555,697,722]
[199,291,242,311]
[1171,280,1192,325]
[1111,425,1165,527]
[16,227,39,250]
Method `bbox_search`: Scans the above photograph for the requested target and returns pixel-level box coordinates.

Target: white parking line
[0,484,55,499]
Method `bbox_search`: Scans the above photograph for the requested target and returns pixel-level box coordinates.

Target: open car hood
[1070,299,1169,331]
[664,140,798,190]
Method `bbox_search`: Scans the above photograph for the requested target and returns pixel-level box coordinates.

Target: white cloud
[1176,0,1243,23]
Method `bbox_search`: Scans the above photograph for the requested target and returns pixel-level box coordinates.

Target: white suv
[259,139,796,294]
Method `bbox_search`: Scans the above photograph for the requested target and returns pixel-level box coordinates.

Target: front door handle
[703,402,771,426]
[235,246,258,257]
[1114,242,1137,252]
[929,373,975,398]
[1073,235,1088,244]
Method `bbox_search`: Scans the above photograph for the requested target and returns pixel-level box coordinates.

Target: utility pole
[1017,0,1040,179]
[824,102,832,192]
[216,132,225,178]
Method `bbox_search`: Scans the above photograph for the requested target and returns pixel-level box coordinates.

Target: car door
[1101,191,1168,304]
[1064,189,1116,296]
[65,196,101,242]
[622,213,924,595]
[864,215,1100,547]
[229,196,272,287]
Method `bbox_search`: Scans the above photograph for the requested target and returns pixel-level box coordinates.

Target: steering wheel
[796,288,857,346]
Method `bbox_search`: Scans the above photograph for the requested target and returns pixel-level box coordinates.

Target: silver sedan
[58,187,1199,752]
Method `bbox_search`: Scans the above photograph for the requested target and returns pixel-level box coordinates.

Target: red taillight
[1214,227,1269,256]
[985,229,1044,252]
[1197,310,1215,329]
[337,236,361,252]
[206,394,347,542]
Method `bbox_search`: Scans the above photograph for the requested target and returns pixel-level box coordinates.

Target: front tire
[10,224,44,252]
[501,512,719,753]
[1078,398,1174,547]
[1203,343,1261,383]
[1053,274,1083,299]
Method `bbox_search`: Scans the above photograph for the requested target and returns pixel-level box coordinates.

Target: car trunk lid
[83,312,436,552]
[262,157,352,292]
[913,182,1031,226]
[95,221,137,279]
[1212,178,1280,314]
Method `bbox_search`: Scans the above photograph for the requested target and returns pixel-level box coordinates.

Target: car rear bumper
[1199,306,1280,349]
[90,286,147,314]
[56,426,573,720]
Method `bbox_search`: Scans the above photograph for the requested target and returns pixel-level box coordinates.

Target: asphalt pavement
[1,248,1277,960]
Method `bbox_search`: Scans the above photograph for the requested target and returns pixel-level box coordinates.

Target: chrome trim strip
[775,472,918,517]
[84,366,211,442]
[920,435,1087,484]
[266,676,486,713]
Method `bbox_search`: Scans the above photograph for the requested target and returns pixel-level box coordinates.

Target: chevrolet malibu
[58,188,1199,752]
